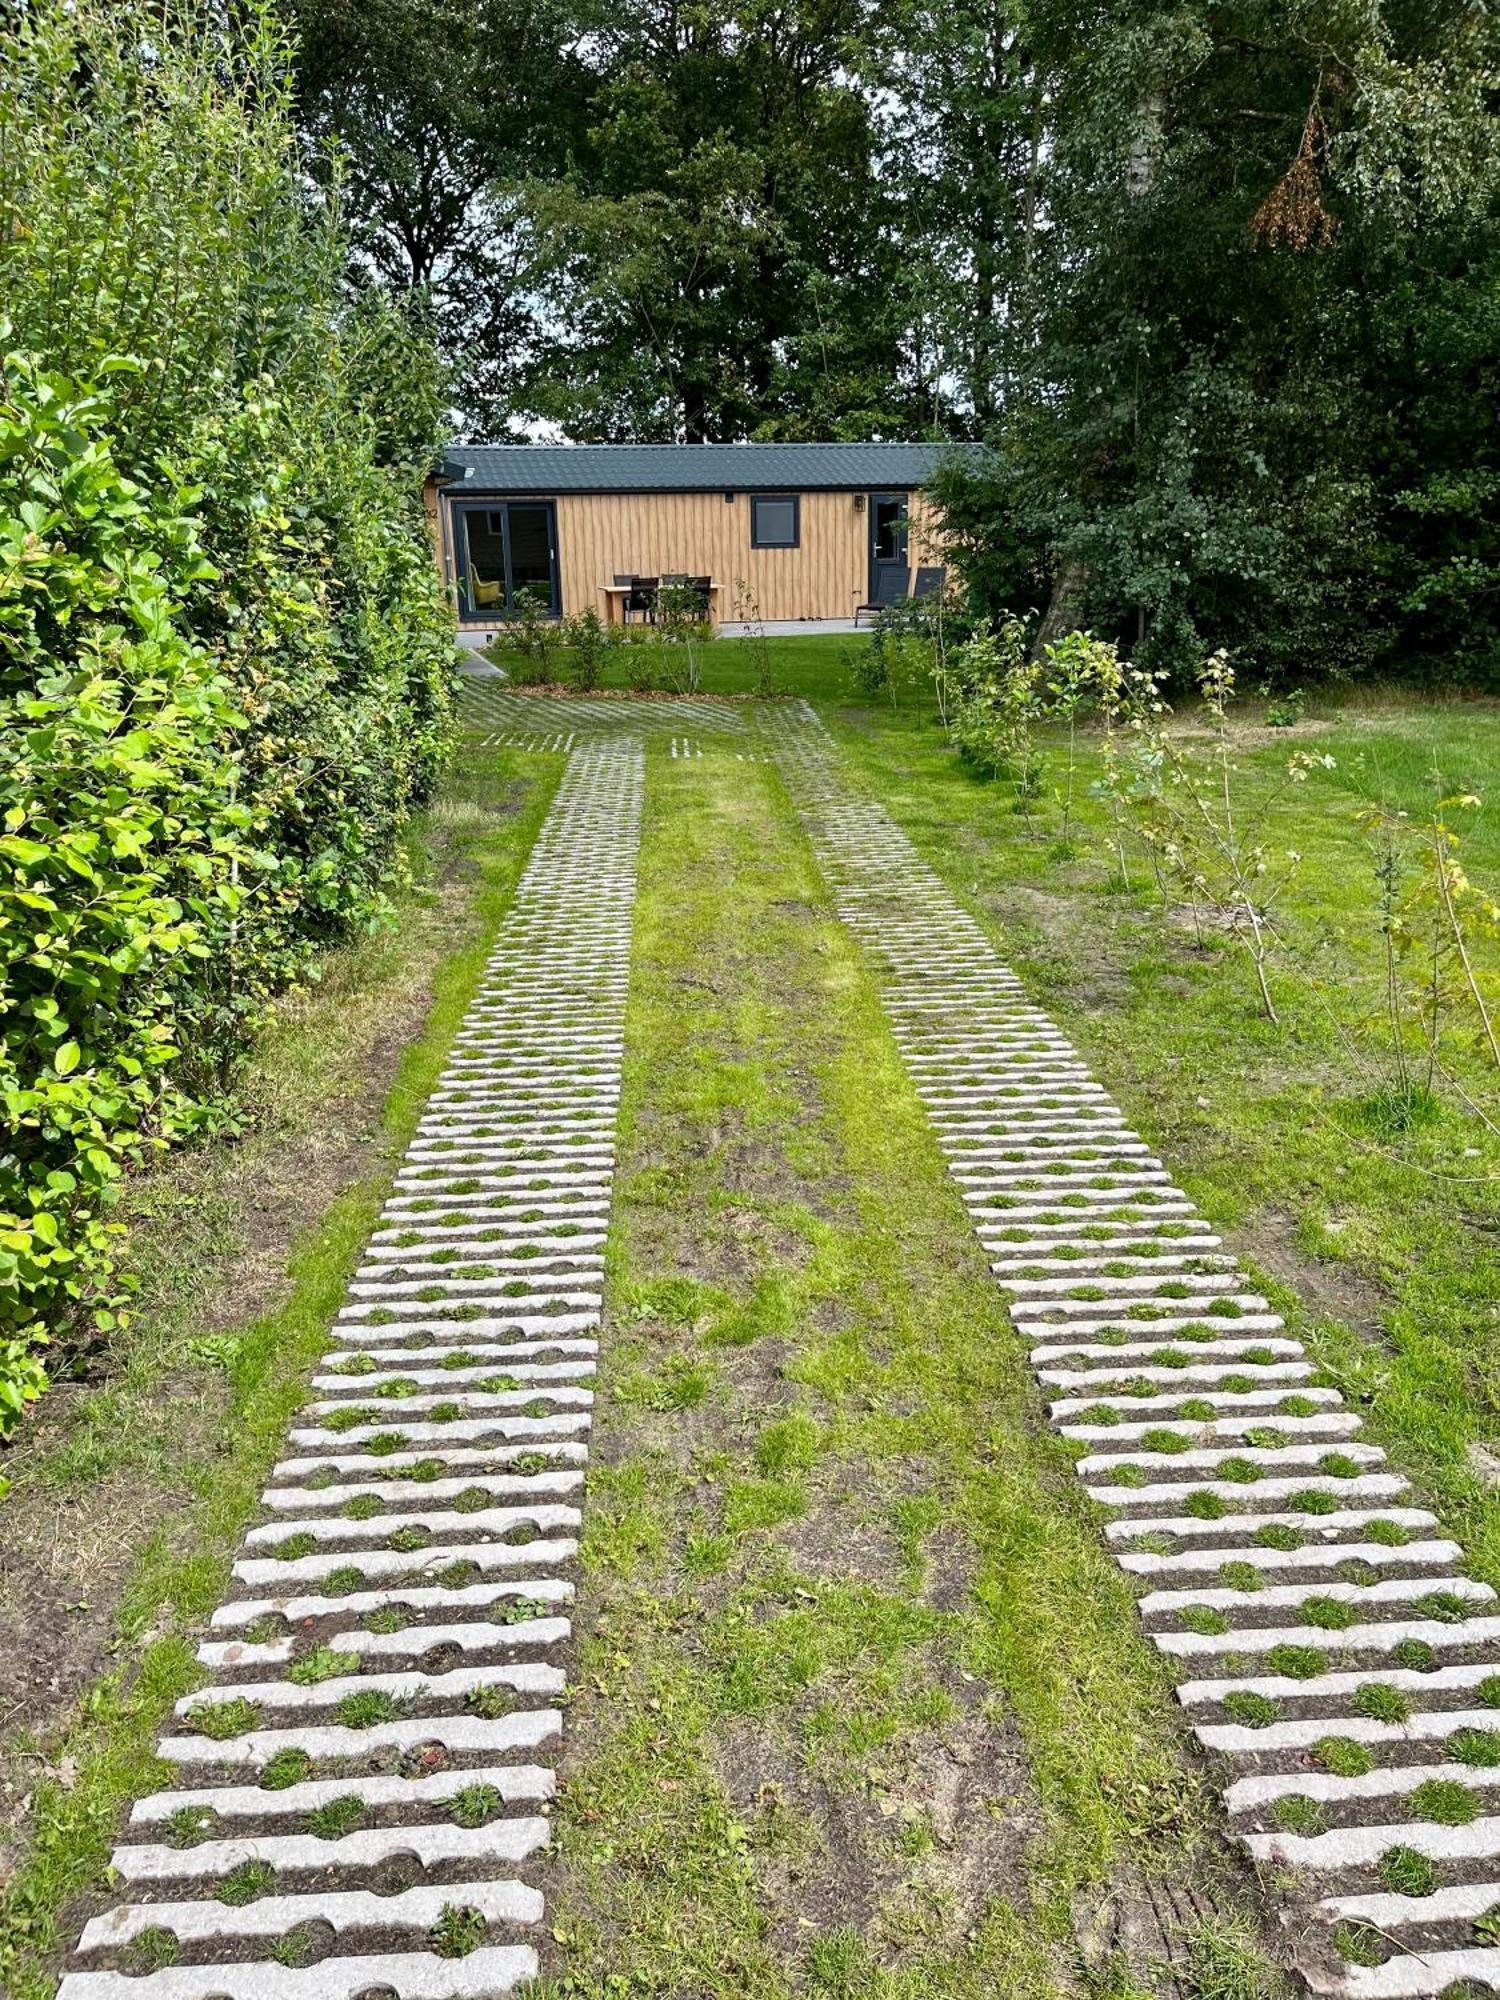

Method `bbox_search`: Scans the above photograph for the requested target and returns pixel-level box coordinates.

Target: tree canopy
[292,0,1500,680]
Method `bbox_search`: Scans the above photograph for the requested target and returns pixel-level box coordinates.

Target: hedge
[0,0,458,1454]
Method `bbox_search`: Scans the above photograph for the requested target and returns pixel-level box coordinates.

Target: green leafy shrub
[0,0,455,1435]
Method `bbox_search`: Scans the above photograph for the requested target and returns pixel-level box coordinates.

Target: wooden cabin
[425,442,975,637]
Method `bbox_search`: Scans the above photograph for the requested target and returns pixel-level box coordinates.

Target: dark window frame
[450,496,562,620]
[750,492,800,549]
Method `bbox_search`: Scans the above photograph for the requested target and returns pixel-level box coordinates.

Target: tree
[515,0,935,441]
[290,0,590,425]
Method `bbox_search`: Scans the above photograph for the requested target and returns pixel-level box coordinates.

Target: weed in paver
[1290,1489,1338,1515]
[186,1697,260,1739]
[363,1604,412,1635]
[1223,1692,1279,1728]
[467,1684,515,1720]
[261,1749,313,1790]
[365,1431,405,1455]
[1272,1795,1328,1836]
[164,1806,220,1848]
[1186,1490,1228,1521]
[1318,1453,1361,1480]
[217,1860,276,1905]
[387,1525,431,1552]
[450,1783,505,1828]
[1254,1525,1303,1551]
[1181,1607,1231,1636]
[1312,1736,1374,1777]
[308,1795,366,1839]
[1217,1562,1264,1593]
[1378,1846,1438,1898]
[453,1486,494,1513]
[1216,1457,1261,1484]
[431,1904,488,1958]
[271,1531,318,1561]
[343,1494,384,1518]
[1480,1675,1500,1707]
[1354,1684,1411,1724]
[438,1560,480,1589]
[323,1565,366,1596]
[1334,1922,1387,1967]
[290,1647,358,1686]
[1300,1598,1354,1631]
[499,1595,552,1624]
[1365,1519,1410,1546]
[271,1924,324,1968]
[1411,1779,1477,1825]
[1394,1638,1439,1672]
[126,1927,179,1974]
[1415,1590,1473,1623]
[337,1689,403,1729]
[409,1458,446,1482]
[1448,1729,1500,1766]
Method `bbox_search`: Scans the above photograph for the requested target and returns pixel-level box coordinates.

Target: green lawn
[482,629,861,702]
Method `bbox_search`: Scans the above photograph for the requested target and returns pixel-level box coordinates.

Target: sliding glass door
[453,501,560,618]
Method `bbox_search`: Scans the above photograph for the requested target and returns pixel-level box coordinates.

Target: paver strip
[762,704,1500,1998]
[56,742,643,1999]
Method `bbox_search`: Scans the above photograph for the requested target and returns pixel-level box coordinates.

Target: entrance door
[454,501,561,618]
[868,492,910,608]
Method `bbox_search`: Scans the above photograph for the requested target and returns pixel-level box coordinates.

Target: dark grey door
[868,492,909,606]
[454,501,561,618]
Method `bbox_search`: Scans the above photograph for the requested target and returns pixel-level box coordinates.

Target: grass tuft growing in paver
[217,1859,276,1905]
[430,1903,488,1958]
[1354,1684,1411,1724]
[1311,1736,1374,1777]
[450,1783,505,1828]
[125,1926,179,1974]
[1377,1845,1438,1898]
[307,1795,366,1840]
[185,1698,260,1740]
[1271,1795,1327,1837]
[1410,1779,1477,1825]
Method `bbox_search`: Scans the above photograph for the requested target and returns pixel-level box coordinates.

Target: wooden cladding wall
[436,485,945,623]
[554,490,944,622]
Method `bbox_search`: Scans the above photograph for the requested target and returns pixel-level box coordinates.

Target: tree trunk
[1032,553,1090,656]
[1038,79,1165,652]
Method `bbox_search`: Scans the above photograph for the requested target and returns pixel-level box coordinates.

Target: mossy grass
[537,745,1277,1996]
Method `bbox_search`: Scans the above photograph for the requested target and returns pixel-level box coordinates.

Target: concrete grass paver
[55,743,643,1999]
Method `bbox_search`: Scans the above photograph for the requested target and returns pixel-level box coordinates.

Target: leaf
[53,1041,80,1076]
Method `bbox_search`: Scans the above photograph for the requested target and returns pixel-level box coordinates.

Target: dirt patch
[724,1668,1041,1970]
[1230,1205,1390,1348]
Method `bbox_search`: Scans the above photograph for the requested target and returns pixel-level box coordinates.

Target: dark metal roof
[438,441,978,494]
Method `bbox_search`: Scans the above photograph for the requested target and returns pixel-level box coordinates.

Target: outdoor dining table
[597,580,722,624]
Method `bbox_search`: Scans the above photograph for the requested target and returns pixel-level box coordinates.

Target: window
[452,500,560,619]
[750,493,799,549]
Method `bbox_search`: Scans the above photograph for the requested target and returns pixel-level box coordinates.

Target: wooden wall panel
[554,489,879,623]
